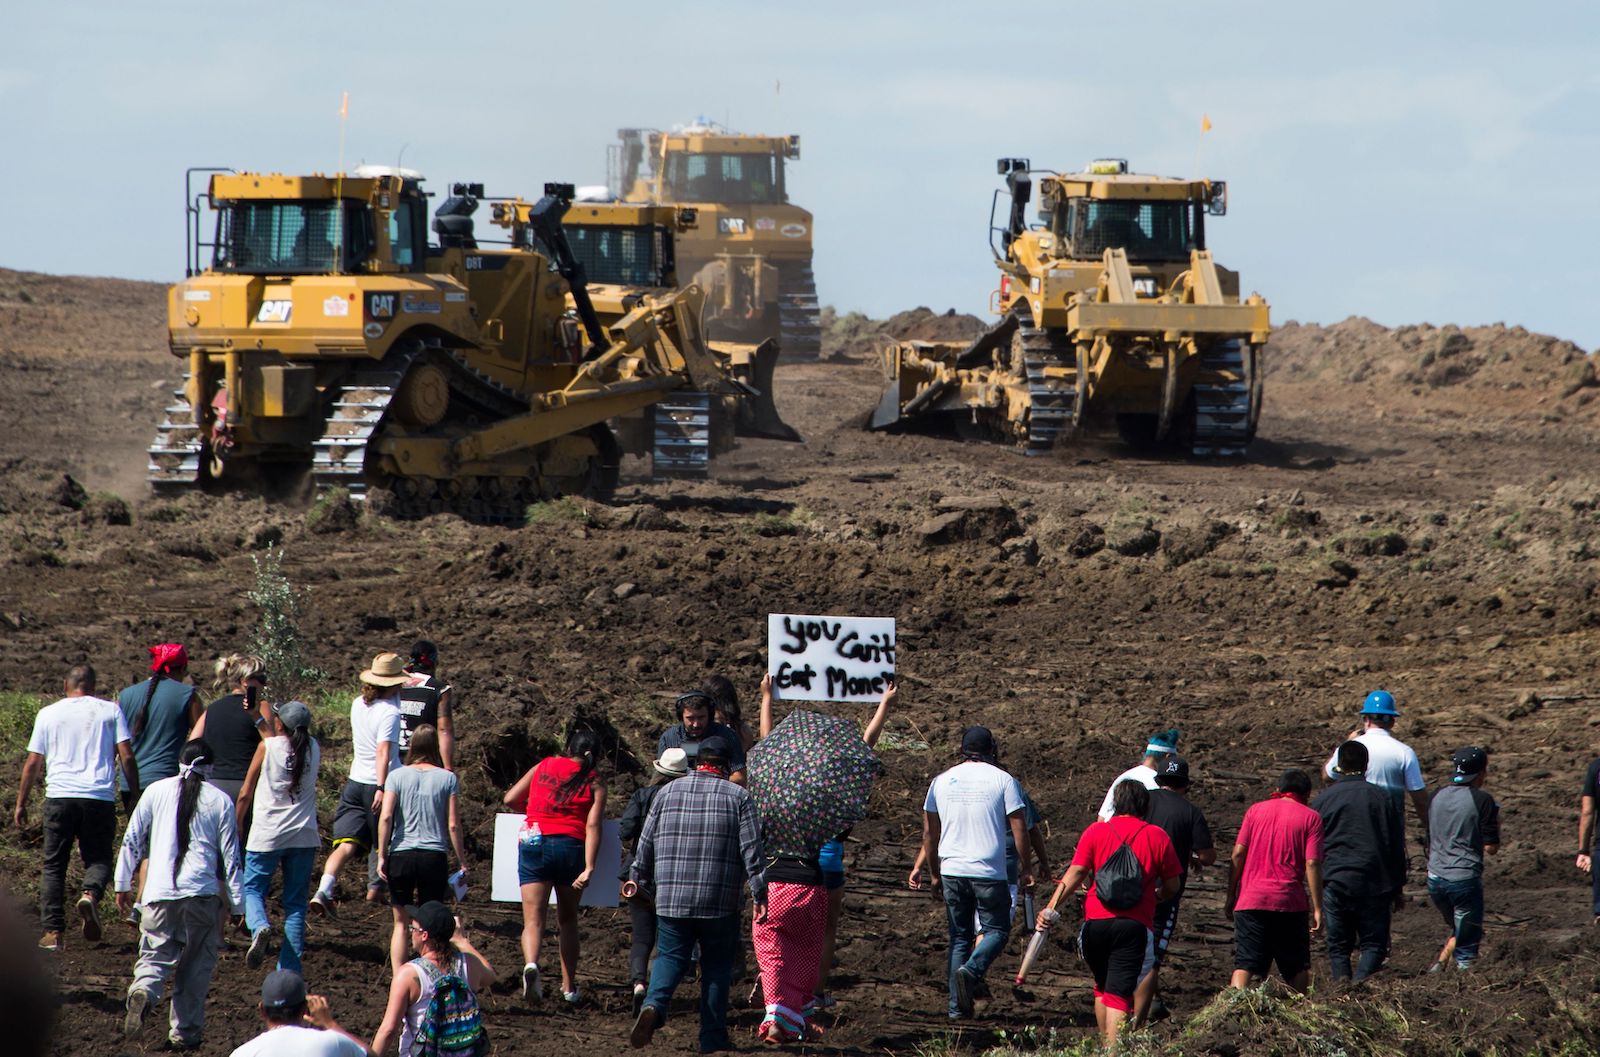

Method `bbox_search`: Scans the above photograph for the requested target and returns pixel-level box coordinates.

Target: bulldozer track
[1018,327,1081,456]
[778,262,821,357]
[1192,338,1255,457]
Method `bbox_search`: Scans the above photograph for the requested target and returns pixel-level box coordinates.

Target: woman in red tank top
[502,729,606,1008]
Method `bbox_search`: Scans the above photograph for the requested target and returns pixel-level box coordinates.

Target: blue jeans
[644,913,740,1051]
[942,875,1012,1017]
[1322,883,1392,981]
[243,847,316,973]
[1427,875,1484,965]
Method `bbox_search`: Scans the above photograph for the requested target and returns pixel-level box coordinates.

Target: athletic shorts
[1151,896,1182,965]
[331,780,379,850]
[1078,917,1154,1013]
[1232,909,1310,980]
[518,834,585,887]
[387,849,448,906]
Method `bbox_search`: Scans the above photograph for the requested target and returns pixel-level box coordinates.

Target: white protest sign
[767,613,896,703]
[490,813,621,907]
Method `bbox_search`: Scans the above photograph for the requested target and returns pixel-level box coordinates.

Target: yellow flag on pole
[1201,113,1213,133]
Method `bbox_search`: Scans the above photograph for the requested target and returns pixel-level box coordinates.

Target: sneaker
[1150,996,1172,1023]
[37,930,60,952]
[247,927,272,969]
[77,896,102,942]
[521,964,542,1005]
[1455,959,1474,972]
[124,905,142,928]
[309,892,337,919]
[124,991,149,1040]
[562,988,582,1006]
[631,984,646,1018]
[954,967,976,1018]
[630,1005,661,1049]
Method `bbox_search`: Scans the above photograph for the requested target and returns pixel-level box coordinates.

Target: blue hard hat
[1360,690,1398,717]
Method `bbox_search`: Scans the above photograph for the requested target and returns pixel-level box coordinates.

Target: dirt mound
[822,305,988,360]
[6,274,1600,1055]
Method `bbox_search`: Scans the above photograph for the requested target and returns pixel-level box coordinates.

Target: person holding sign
[503,729,606,1007]
[656,691,747,785]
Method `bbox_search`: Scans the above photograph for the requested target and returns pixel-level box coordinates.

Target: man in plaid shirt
[629,735,767,1053]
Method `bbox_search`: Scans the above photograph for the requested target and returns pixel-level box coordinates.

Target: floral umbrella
[747,709,880,859]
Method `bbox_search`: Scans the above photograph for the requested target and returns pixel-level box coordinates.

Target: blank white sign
[490,813,621,907]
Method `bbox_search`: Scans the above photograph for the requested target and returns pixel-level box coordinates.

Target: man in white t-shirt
[14,664,139,951]
[312,653,404,916]
[1323,690,1428,833]
[229,969,372,1057]
[1096,728,1179,821]
[921,726,1028,1019]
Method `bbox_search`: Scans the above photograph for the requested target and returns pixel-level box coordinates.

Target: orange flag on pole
[340,92,349,120]
[1201,113,1213,133]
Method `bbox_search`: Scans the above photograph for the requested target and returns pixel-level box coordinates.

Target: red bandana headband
[148,643,188,674]
[1269,791,1307,804]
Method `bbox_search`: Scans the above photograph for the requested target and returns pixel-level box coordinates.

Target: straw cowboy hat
[360,652,409,687]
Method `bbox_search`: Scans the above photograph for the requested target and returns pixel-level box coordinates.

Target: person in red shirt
[1225,770,1324,992]
[502,729,606,1008]
[1036,780,1180,1048]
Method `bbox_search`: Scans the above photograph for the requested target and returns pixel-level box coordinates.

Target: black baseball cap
[1154,755,1190,787]
[407,901,456,941]
[961,726,998,759]
[697,734,733,762]
[261,969,306,1009]
[1451,746,1488,783]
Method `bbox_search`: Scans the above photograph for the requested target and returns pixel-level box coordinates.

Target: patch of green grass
[525,496,594,527]
[747,506,814,538]
[875,729,930,752]
[0,690,46,759]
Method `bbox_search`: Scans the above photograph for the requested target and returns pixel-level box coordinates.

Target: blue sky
[4,1,1597,348]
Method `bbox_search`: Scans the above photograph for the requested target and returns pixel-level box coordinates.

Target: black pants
[1323,883,1392,981]
[41,798,116,931]
[630,902,658,986]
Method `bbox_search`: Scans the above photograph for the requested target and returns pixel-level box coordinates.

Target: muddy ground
[4,267,1600,1056]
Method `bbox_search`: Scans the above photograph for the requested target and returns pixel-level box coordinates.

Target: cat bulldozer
[609,120,820,356]
[486,195,799,443]
[871,158,1270,456]
[150,166,798,520]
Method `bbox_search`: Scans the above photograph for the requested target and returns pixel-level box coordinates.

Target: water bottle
[519,821,543,847]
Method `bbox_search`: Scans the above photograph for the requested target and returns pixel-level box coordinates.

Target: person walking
[1575,751,1600,923]
[628,736,766,1053]
[311,653,406,916]
[118,643,203,799]
[1226,770,1324,993]
[15,664,140,949]
[190,654,271,804]
[237,700,322,973]
[658,690,748,783]
[920,726,1030,1020]
[378,726,469,975]
[371,902,493,1057]
[1313,741,1406,983]
[398,640,455,772]
[1096,729,1180,821]
[504,727,605,1006]
[1136,756,1215,1024]
[228,970,373,1057]
[618,747,690,1015]
[116,739,245,1050]
[1035,779,1181,1048]
[1322,690,1428,833]
[1427,747,1501,971]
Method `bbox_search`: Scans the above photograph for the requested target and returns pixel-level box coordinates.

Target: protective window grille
[553,226,668,287]
[1070,200,1193,262]
[212,202,373,273]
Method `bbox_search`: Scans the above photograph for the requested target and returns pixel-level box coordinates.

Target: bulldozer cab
[497,201,691,290]
[194,167,429,278]
[611,122,800,207]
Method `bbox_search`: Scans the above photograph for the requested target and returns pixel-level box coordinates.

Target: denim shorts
[518,834,585,887]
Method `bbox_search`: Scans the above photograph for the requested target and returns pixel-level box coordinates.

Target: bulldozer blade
[869,384,904,431]
[734,339,802,442]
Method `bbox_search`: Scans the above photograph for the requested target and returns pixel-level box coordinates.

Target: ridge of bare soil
[3,268,1600,1056]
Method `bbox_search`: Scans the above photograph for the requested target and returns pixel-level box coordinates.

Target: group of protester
[12,641,1515,1054]
[912,690,1500,1048]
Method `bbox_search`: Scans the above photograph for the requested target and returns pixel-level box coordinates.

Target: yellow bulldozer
[871,158,1270,456]
[150,166,798,519]
[610,120,820,357]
